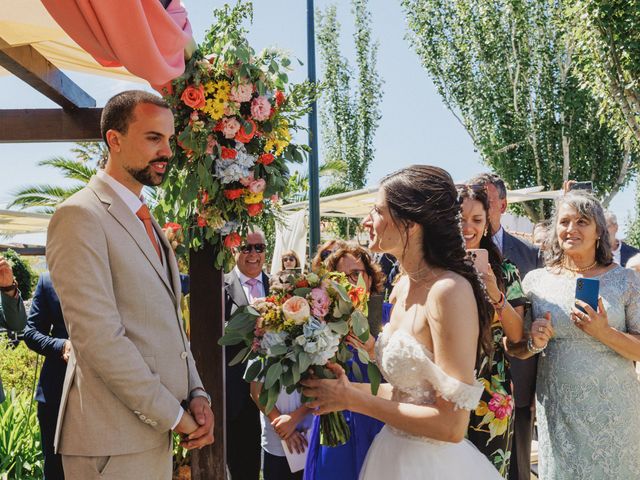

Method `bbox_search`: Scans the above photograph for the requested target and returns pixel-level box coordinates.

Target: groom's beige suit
[46,174,202,478]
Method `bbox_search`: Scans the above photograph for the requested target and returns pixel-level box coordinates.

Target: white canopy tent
[0,209,51,236]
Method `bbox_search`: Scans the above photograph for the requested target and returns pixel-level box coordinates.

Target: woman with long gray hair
[518,192,640,479]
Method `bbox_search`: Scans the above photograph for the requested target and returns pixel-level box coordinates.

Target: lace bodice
[375,328,484,411]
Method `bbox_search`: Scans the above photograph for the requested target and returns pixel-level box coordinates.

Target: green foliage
[568,0,640,151]
[2,250,36,301]
[0,391,43,479]
[401,0,633,221]
[9,143,105,213]
[0,338,39,396]
[316,0,383,192]
[625,182,640,248]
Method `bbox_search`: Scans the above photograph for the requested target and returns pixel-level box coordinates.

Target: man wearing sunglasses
[224,229,270,480]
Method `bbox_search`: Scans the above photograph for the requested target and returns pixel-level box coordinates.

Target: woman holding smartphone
[458,184,525,477]
[515,192,640,479]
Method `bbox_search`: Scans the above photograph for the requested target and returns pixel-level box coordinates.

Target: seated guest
[605,211,640,267]
[0,255,27,404]
[281,250,301,271]
[304,243,387,480]
[23,273,68,480]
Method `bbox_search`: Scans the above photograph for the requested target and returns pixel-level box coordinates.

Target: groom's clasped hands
[174,396,215,450]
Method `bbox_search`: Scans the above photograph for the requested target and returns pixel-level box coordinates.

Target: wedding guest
[224,229,269,479]
[0,255,27,404]
[311,240,346,272]
[46,91,213,479]
[304,243,387,480]
[604,211,640,267]
[458,184,525,477]
[532,221,551,248]
[281,250,301,271]
[250,377,313,480]
[626,253,640,273]
[23,273,68,480]
[301,165,501,480]
[469,173,541,480]
[519,192,640,478]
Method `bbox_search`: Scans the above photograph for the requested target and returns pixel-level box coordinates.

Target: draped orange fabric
[40,0,193,87]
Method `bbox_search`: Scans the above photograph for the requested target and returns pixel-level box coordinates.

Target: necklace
[404,263,436,281]
[563,259,598,273]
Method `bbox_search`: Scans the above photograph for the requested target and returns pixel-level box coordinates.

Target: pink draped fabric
[40,0,193,87]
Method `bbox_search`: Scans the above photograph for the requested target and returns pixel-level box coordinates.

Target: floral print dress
[467,259,526,478]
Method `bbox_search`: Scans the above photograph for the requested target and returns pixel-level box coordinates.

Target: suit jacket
[23,272,68,406]
[224,269,269,421]
[620,241,640,267]
[0,291,27,404]
[46,175,203,456]
[502,230,543,408]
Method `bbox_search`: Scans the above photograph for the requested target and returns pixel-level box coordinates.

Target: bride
[302,165,502,479]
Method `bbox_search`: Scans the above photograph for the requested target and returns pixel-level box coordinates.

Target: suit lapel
[152,216,182,300]
[226,271,249,307]
[88,177,176,303]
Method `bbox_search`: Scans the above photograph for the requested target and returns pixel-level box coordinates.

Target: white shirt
[492,225,504,254]
[260,388,313,456]
[234,266,265,302]
[96,171,183,429]
[612,239,622,265]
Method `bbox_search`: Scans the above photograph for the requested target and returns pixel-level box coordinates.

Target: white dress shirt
[234,266,265,302]
[612,239,622,265]
[492,225,505,254]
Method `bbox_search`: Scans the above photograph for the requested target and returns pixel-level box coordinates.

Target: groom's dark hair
[100,90,170,150]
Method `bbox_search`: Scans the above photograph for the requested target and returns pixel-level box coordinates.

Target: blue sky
[0,0,634,243]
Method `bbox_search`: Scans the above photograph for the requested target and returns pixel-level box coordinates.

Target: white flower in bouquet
[260,331,288,356]
[295,318,341,366]
[282,296,311,325]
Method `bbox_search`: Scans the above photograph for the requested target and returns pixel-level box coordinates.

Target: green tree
[401,0,633,221]
[9,143,106,214]
[316,0,383,193]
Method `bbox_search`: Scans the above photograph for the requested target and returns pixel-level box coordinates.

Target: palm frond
[39,157,97,182]
[8,184,84,211]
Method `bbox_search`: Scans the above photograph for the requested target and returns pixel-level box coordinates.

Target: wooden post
[189,244,227,479]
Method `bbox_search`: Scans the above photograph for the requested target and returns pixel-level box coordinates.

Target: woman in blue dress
[304,243,390,480]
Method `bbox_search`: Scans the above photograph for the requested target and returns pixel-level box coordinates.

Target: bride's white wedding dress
[358,328,502,479]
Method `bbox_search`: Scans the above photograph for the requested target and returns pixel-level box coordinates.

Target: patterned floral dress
[467,259,526,477]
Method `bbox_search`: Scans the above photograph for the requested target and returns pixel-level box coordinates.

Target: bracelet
[491,291,507,311]
[527,337,546,355]
[0,280,17,294]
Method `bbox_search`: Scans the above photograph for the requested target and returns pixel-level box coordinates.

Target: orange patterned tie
[136,204,163,263]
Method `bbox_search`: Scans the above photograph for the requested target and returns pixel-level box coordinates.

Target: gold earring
[596,238,600,249]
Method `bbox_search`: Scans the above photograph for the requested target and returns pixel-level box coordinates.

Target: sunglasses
[282,256,297,263]
[239,243,266,254]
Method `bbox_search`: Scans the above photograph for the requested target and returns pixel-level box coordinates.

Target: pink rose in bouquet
[248,178,266,194]
[230,81,254,103]
[310,287,330,319]
[220,117,241,139]
[282,296,311,325]
[251,96,272,121]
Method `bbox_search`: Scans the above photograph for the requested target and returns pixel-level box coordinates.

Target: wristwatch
[189,388,212,407]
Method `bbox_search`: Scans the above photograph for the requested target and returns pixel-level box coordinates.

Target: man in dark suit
[471,173,542,480]
[23,273,68,480]
[224,229,269,480]
[605,211,640,267]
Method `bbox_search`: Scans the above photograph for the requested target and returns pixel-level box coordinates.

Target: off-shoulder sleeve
[625,269,640,335]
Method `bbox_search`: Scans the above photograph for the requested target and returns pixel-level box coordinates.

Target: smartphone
[569,181,593,192]
[467,249,489,274]
[575,277,599,313]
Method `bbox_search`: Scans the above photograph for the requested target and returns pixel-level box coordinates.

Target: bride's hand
[301,362,353,415]
[345,332,376,360]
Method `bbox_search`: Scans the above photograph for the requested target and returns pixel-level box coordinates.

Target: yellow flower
[244,192,264,205]
[475,400,489,416]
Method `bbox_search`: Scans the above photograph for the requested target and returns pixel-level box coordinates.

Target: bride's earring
[596,237,600,249]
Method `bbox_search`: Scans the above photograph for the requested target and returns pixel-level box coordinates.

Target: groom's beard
[126,157,170,187]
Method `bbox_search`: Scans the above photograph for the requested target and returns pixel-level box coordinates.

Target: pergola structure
[0,2,224,478]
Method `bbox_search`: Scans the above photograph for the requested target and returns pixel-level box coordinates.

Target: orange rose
[235,118,257,143]
[221,147,237,159]
[197,215,207,227]
[275,90,286,107]
[258,153,275,166]
[247,202,264,217]
[224,232,242,249]
[224,188,244,200]
[180,84,206,109]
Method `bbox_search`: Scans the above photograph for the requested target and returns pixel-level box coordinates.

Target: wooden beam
[189,245,226,480]
[0,246,45,256]
[0,108,102,142]
[0,37,96,110]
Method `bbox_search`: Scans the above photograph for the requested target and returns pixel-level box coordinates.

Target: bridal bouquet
[157,3,316,268]
[219,270,382,446]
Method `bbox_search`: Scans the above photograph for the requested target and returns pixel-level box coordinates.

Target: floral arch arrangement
[157,3,316,268]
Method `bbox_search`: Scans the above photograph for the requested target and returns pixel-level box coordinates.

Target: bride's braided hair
[380,165,494,369]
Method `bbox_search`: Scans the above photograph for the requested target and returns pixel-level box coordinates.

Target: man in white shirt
[224,229,269,479]
[605,211,640,267]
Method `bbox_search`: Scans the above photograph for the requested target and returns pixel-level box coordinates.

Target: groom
[47,90,213,479]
